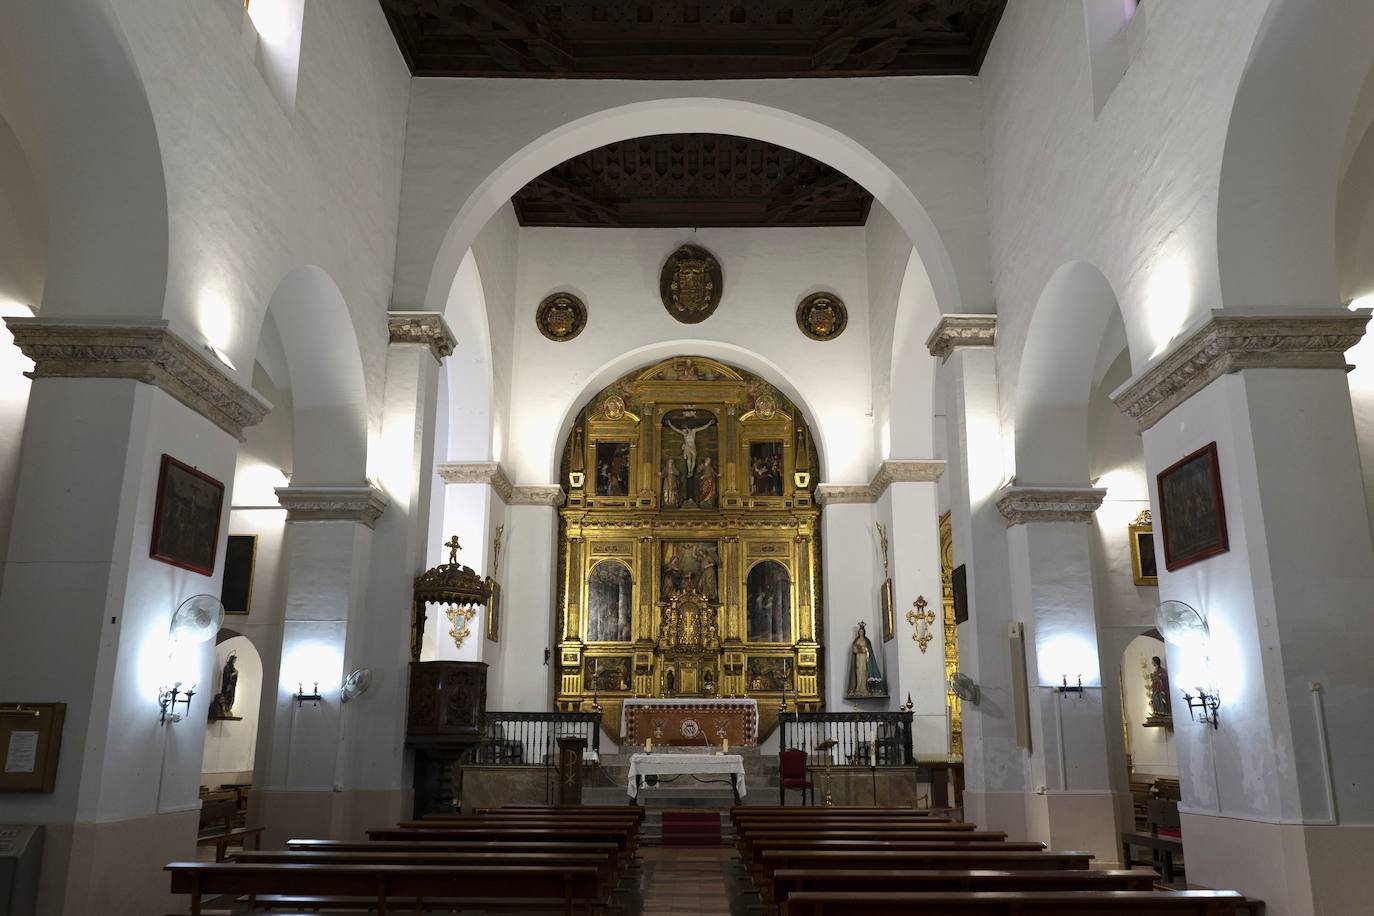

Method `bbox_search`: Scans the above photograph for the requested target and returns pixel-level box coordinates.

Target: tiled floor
[638,846,744,915]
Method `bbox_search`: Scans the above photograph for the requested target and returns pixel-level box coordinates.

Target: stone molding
[435,461,566,507]
[995,485,1106,525]
[388,311,456,361]
[1112,309,1372,430]
[925,314,997,363]
[508,485,567,507]
[815,459,946,505]
[4,317,271,440]
[274,485,389,528]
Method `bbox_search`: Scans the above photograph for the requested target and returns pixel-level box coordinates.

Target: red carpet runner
[660,809,723,847]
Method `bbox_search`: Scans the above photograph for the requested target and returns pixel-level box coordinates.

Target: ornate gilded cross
[492,525,505,577]
[875,522,889,577]
[907,595,936,654]
[445,535,461,564]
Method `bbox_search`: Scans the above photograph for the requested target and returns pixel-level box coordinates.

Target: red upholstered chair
[778,748,814,806]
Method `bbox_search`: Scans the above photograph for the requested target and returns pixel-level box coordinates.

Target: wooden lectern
[556,735,587,806]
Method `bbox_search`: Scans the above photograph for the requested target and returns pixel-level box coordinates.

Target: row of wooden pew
[729,805,1252,915]
[165,805,645,915]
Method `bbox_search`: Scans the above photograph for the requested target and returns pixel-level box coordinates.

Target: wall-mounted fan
[170,594,224,646]
[949,671,980,705]
[340,668,373,703]
[1155,600,1210,649]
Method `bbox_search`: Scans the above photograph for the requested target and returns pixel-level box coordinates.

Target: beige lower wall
[1182,813,1374,916]
[963,788,1031,840]
[793,766,924,808]
[1026,790,1124,866]
[34,807,199,916]
[459,766,556,813]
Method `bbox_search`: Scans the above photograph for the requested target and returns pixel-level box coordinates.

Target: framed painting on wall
[1156,442,1229,572]
[1128,510,1158,586]
[952,565,969,625]
[220,534,257,614]
[150,454,225,576]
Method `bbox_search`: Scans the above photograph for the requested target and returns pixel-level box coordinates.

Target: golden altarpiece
[555,356,823,740]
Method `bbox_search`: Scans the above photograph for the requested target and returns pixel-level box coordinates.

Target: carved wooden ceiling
[511,134,873,228]
[379,0,1006,79]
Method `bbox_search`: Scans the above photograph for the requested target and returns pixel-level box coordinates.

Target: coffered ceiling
[379,0,1006,79]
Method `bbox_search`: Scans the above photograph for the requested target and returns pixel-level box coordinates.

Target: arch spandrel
[555,355,823,742]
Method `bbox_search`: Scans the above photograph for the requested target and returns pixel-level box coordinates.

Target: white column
[0,318,268,916]
[1114,309,1374,916]
[998,485,1123,864]
[253,485,383,845]
[929,315,1030,837]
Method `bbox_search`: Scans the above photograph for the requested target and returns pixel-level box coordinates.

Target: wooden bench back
[783,890,1243,915]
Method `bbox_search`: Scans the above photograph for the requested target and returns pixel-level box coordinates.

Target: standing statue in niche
[664,413,717,506]
[208,654,239,720]
[846,622,887,699]
[696,456,719,509]
[1144,654,1173,727]
[661,457,682,509]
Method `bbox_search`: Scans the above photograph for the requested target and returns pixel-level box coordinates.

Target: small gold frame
[1129,509,1158,586]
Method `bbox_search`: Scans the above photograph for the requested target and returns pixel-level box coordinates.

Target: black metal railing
[463,711,602,765]
[778,711,914,766]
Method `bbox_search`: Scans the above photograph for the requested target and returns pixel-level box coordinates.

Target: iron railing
[778,710,914,766]
[463,711,602,765]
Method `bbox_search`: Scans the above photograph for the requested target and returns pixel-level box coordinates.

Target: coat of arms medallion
[536,291,588,342]
[659,244,723,324]
[796,292,848,341]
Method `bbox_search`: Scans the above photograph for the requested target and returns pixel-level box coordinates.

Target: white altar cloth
[626,752,747,798]
[619,697,760,743]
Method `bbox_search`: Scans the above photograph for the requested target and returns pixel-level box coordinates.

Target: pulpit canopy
[411,535,493,661]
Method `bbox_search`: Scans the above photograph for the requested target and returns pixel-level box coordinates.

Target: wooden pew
[744,839,1040,877]
[756,849,1092,889]
[366,826,636,858]
[165,861,602,916]
[771,868,1157,909]
[195,796,263,863]
[782,889,1244,915]
[476,805,646,823]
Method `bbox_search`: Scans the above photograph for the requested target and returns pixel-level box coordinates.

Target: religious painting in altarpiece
[557,355,822,742]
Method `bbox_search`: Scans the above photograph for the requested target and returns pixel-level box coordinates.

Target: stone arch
[1216,0,1374,308]
[0,0,168,320]
[423,98,963,319]
[539,341,829,486]
[1014,261,1129,486]
[259,265,369,485]
[887,246,944,459]
[442,250,497,462]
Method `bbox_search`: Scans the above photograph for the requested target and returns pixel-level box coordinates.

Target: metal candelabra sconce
[158,682,196,725]
[1055,675,1085,698]
[907,596,936,653]
[296,682,323,707]
[1181,687,1221,728]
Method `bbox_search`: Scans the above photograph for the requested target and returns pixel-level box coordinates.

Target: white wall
[507,225,876,484]
[201,635,265,783]
[0,303,33,596]
[1121,633,1178,778]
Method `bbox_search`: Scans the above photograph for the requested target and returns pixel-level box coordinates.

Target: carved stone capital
[509,485,566,507]
[274,484,388,527]
[436,461,514,502]
[995,485,1106,525]
[925,314,997,363]
[388,311,456,361]
[1112,308,1371,430]
[435,462,565,506]
[4,317,271,440]
[815,459,945,505]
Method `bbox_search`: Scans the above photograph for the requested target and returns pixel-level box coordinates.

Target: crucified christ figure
[665,415,716,475]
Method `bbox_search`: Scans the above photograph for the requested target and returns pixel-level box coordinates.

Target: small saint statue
[445,535,461,564]
[846,621,887,699]
[208,654,239,720]
[1145,655,1173,726]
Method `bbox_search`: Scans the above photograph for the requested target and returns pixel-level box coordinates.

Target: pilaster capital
[925,314,997,363]
[274,484,388,528]
[4,317,271,440]
[435,461,565,506]
[815,459,945,505]
[387,311,456,361]
[995,485,1106,525]
[1112,308,1371,430]
[436,461,514,501]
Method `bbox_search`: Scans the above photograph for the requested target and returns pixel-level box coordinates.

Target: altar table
[626,752,747,804]
[620,698,759,746]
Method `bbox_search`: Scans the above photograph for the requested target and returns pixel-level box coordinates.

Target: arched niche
[586,559,634,643]
[745,560,792,644]
[201,633,265,785]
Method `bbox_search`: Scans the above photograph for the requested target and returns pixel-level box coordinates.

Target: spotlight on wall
[159,682,197,725]
[296,682,323,707]
[1055,674,1084,697]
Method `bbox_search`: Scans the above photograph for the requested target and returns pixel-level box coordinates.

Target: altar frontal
[621,697,759,746]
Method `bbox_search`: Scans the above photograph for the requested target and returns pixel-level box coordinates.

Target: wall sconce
[158,682,196,725]
[1181,687,1220,728]
[296,682,323,707]
[1055,674,1084,697]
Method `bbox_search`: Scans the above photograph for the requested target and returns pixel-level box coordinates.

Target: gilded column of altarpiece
[556,356,823,741]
